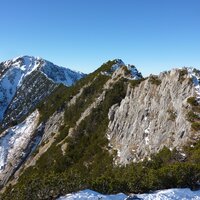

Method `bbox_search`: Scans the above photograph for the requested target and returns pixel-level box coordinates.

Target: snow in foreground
[57,188,200,200]
[138,188,200,200]
[57,189,126,200]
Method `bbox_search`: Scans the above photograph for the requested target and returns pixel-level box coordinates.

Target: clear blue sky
[0,0,200,76]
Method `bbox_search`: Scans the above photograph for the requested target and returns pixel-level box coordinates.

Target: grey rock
[107,69,199,164]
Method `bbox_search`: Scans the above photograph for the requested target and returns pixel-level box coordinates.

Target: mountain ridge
[0,58,200,199]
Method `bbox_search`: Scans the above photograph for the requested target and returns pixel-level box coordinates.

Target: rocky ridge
[107,68,200,164]
[1,59,200,199]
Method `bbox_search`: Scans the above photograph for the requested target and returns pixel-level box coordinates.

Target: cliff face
[107,69,200,164]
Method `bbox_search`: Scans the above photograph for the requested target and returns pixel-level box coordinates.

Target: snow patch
[180,152,186,157]
[40,62,85,86]
[101,71,111,76]
[127,64,143,80]
[57,189,127,200]
[57,188,200,200]
[0,68,24,120]
[110,59,125,71]
[0,110,39,172]
[188,68,200,102]
[137,188,200,200]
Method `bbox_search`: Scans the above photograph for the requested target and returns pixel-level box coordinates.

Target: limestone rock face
[107,69,199,164]
[41,110,64,142]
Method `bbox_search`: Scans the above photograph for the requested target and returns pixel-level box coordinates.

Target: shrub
[121,66,130,76]
[178,69,188,83]
[186,111,200,122]
[149,76,161,86]
[187,97,198,106]
[191,122,200,131]
[129,78,145,88]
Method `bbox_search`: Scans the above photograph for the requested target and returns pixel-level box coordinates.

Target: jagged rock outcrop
[107,68,200,164]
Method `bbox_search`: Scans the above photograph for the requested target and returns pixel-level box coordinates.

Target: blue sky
[0,0,200,76]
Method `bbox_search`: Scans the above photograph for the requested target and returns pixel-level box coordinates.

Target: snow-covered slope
[58,188,200,200]
[0,67,24,120]
[127,64,143,79]
[40,61,85,86]
[0,56,85,122]
[0,110,39,185]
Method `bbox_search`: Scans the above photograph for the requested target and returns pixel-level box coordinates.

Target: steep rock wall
[107,69,199,164]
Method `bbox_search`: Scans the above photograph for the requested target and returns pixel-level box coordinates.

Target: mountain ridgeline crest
[0,57,200,199]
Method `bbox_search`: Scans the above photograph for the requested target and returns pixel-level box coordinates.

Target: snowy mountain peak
[1,56,45,83]
[127,64,143,79]
[1,55,86,86]
[0,56,85,122]
[111,59,125,71]
[3,55,42,68]
[113,58,125,65]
